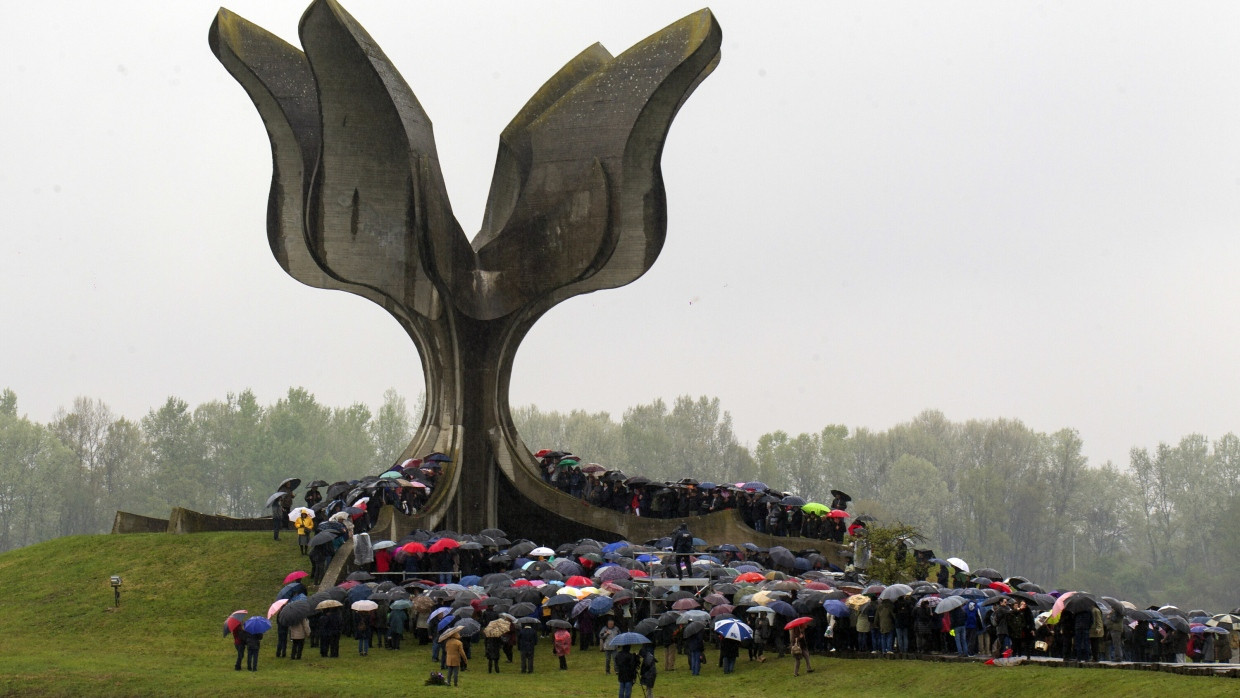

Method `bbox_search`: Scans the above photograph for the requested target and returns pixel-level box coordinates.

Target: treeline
[0,387,415,552]
[516,403,1240,611]
[3,389,1236,609]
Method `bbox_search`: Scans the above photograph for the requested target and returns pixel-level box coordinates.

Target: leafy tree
[858,522,925,584]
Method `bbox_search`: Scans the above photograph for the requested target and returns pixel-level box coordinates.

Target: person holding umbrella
[442,626,466,687]
[292,508,314,555]
[671,523,694,580]
[788,619,813,676]
[288,616,310,660]
[638,644,657,698]
[517,619,538,673]
[614,645,637,698]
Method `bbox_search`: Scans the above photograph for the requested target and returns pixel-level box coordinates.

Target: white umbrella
[287,506,314,522]
[351,600,379,612]
[946,557,970,574]
[530,547,555,558]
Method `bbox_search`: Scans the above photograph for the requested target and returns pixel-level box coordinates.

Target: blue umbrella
[766,600,797,617]
[602,541,632,554]
[460,575,481,587]
[714,618,753,641]
[608,632,652,647]
[698,482,718,490]
[346,585,372,603]
[636,554,660,564]
[590,596,615,615]
[823,599,850,618]
[437,615,458,632]
[691,538,707,547]
[243,616,272,635]
[277,582,304,600]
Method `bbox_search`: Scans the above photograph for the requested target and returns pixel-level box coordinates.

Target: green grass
[0,532,1236,697]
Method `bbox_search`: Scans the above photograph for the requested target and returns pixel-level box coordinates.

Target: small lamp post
[110,575,122,607]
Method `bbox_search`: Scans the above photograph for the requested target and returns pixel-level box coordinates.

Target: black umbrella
[278,599,314,626]
[480,528,507,539]
[682,620,707,637]
[326,482,351,500]
[264,491,286,508]
[1018,582,1045,593]
[307,479,329,488]
[780,495,806,507]
[277,477,301,492]
[830,490,852,502]
[633,618,659,637]
[1063,594,1098,614]
[347,571,374,582]
[547,619,572,630]
[424,452,453,463]
[308,530,341,547]
[973,568,1003,581]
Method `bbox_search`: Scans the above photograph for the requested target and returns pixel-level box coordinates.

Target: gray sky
[3,1,1238,468]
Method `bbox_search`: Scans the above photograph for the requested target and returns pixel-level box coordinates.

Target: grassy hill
[0,531,1236,697]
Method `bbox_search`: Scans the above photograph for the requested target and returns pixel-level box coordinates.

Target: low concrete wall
[167,507,272,534]
[110,511,170,534]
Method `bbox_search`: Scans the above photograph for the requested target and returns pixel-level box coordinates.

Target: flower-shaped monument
[209,0,722,538]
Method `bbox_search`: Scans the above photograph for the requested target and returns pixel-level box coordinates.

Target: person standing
[288,617,310,660]
[518,622,538,673]
[244,628,264,671]
[388,605,408,651]
[638,644,657,698]
[599,617,620,674]
[293,509,314,555]
[231,626,248,671]
[671,524,694,580]
[686,627,705,675]
[614,645,637,698]
[719,635,740,674]
[553,627,572,670]
[443,627,466,687]
[318,608,342,658]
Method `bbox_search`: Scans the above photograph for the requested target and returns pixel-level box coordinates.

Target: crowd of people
[537,449,855,540]
[237,449,1239,687]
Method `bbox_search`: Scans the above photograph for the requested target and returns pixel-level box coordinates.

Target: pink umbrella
[672,598,700,611]
[267,598,288,619]
[283,570,308,585]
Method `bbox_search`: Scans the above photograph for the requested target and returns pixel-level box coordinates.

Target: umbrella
[347,571,374,582]
[765,601,798,617]
[590,596,615,616]
[454,618,482,638]
[845,595,871,609]
[784,616,812,630]
[714,618,753,641]
[672,598,700,611]
[222,610,247,637]
[530,547,555,558]
[308,530,341,547]
[267,599,288,619]
[608,632,652,647]
[287,506,314,522]
[823,599,850,618]
[277,582,306,600]
[390,599,412,610]
[277,599,314,626]
[429,539,461,554]
[741,481,768,491]
[283,570,309,585]
[945,557,970,573]
[243,616,272,635]
[1209,614,1240,630]
[682,620,708,638]
[484,619,512,638]
[438,626,463,643]
[801,502,830,516]
[277,477,301,492]
[264,491,286,508]
[935,596,967,614]
[973,567,1003,580]
[879,584,913,601]
[424,452,452,463]
[351,600,379,612]
[315,599,343,610]
[547,619,573,630]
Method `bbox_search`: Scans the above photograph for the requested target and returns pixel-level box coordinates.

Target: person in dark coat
[719,636,741,674]
[319,609,342,658]
[671,524,694,580]
[518,623,538,673]
[685,628,705,675]
[244,628,264,671]
[638,645,657,698]
[614,646,638,698]
[485,635,503,673]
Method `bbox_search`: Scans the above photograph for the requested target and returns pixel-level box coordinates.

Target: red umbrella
[222,609,247,637]
[401,542,427,555]
[736,572,765,583]
[629,570,648,578]
[283,570,308,585]
[512,579,535,588]
[784,616,813,630]
[566,575,592,588]
[989,581,1012,593]
[805,582,833,591]
[672,598,700,611]
[534,449,552,458]
[827,509,849,518]
[429,538,461,554]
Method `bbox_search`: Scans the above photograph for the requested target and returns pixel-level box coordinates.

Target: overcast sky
[3,1,1238,468]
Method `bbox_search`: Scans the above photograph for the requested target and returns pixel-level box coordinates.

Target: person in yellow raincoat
[293,510,315,555]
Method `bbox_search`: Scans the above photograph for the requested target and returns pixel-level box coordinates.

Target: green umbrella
[801,502,829,516]
[558,458,580,468]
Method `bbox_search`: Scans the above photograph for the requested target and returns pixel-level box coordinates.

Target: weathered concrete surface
[167,507,271,534]
[110,511,169,534]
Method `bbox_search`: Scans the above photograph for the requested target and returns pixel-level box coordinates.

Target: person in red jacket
[553,628,572,670]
